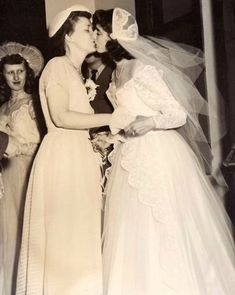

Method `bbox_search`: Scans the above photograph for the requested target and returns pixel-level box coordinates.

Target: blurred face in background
[3,63,26,93]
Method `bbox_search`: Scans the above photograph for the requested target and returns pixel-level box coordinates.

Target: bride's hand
[124,116,155,137]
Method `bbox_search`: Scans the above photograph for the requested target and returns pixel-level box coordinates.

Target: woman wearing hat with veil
[16,5,111,295]
[93,8,235,295]
[0,41,43,295]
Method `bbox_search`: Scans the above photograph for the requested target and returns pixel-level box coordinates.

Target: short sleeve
[40,58,69,95]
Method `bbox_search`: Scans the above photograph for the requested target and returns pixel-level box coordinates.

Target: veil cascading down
[111,8,226,174]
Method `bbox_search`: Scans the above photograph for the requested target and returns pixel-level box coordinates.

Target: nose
[91,29,97,41]
[13,72,19,81]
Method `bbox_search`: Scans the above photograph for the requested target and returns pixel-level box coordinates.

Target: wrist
[152,114,161,129]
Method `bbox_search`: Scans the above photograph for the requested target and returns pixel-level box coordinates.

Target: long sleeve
[132,65,187,129]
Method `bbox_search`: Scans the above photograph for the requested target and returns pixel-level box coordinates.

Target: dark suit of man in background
[82,52,115,195]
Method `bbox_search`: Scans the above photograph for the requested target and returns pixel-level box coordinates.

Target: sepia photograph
[0,0,235,294]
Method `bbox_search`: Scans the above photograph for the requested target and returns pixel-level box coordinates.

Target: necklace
[65,56,84,82]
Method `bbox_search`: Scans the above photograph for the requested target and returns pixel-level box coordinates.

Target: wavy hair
[0,54,35,103]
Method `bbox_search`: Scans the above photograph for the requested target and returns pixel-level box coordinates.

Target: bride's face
[95,24,110,53]
[66,17,95,54]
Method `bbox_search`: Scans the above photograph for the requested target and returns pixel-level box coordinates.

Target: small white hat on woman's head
[48,5,91,38]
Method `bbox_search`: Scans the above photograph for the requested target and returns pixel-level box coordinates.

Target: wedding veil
[110,7,226,172]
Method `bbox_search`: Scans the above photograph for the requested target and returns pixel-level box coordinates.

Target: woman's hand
[124,116,155,137]
[4,135,21,158]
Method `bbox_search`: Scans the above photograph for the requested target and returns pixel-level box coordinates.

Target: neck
[11,89,26,99]
[65,45,87,71]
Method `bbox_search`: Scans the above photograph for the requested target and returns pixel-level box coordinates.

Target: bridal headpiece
[110,8,138,41]
[0,42,44,77]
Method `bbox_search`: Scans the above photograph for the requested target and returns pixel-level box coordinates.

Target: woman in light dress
[0,42,43,295]
[16,5,111,295]
[93,8,235,295]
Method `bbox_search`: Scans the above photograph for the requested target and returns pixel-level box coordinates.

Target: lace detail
[106,133,184,288]
[106,81,118,109]
[111,8,138,41]
[0,96,40,156]
[130,65,187,129]
[17,142,39,156]
[105,63,190,287]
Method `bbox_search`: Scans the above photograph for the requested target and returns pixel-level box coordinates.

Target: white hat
[48,5,91,38]
[0,42,44,77]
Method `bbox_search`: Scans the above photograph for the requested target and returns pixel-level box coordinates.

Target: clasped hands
[124,116,155,137]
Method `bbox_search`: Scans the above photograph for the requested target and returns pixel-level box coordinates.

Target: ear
[65,34,73,42]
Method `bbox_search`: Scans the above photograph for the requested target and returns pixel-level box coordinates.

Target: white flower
[85,78,99,101]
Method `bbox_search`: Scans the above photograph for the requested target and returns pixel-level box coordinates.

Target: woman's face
[95,24,110,53]
[3,63,26,92]
[68,17,95,54]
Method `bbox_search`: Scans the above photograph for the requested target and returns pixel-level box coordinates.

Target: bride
[93,7,235,295]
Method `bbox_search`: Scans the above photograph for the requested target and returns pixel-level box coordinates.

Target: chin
[96,46,105,54]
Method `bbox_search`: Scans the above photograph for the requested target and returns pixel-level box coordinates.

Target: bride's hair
[0,54,35,103]
[93,9,134,62]
[49,11,91,59]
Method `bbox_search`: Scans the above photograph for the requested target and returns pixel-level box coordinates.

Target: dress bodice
[0,95,41,156]
[0,95,40,145]
[107,59,187,134]
[39,57,94,133]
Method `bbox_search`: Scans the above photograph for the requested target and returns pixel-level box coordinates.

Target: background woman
[16,5,111,295]
[94,8,235,295]
[0,42,43,295]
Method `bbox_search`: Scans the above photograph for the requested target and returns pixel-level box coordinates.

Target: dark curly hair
[49,11,92,58]
[93,9,134,62]
[0,54,35,103]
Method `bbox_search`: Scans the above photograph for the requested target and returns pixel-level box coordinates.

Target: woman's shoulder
[43,56,67,72]
[40,56,69,84]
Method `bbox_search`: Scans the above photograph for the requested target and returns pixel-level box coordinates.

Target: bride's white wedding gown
[103,59,235,295]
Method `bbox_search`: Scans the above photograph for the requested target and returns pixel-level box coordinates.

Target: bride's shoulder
[123,59,144,75]
[119,59,145,85]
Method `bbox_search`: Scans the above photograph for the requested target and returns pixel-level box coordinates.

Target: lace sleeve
[133,65,187,129]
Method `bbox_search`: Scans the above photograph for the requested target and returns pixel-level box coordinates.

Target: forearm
[52,111,111,130]
[152,109,187,130]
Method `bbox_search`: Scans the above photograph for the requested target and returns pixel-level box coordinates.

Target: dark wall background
[0,0,48,57]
